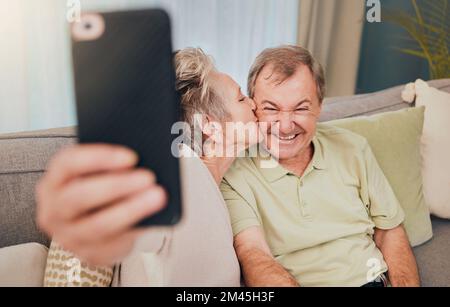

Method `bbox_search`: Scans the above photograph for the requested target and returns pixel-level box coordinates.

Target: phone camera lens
[84,22,92,30]
[72,13,105,41]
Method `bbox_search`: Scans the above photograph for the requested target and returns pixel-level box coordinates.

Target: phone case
[71,9,182,226]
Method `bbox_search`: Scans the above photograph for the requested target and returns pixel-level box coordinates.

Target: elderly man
[220,45,420,287]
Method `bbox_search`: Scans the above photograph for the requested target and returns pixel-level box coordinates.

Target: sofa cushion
[0,243,48,287]
[413,80,450,219]
[0,127,77,248]
[327,107,432,246]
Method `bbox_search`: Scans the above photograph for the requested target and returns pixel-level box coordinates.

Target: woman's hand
[36,144,167,266]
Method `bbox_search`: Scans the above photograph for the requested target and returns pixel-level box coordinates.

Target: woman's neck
[200,156,236,185]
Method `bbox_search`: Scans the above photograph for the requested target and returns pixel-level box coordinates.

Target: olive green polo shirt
[220,124,405,287]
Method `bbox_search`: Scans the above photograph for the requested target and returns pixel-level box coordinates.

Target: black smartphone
[71,9,182,226]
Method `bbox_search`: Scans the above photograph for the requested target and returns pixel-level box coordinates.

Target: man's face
[253,64,322,161]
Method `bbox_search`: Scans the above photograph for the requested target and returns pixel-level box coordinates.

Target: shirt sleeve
[220,178,261,236]
[363,142,405,230]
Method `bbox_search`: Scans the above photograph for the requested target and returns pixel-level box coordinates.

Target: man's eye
[296,108,309,112]
[239,97,246,102]
[264,107,277,111]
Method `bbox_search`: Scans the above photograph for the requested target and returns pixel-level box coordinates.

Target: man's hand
[234,226,299,287]
[374,225,420,287]
[36,144,167,266]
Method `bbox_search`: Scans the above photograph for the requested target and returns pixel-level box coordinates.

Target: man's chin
[274,152,298,161]
[266,145,301,161]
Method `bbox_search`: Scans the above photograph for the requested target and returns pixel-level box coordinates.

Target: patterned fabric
[44,241,113,287]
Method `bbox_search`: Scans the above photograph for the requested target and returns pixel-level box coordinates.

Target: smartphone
[71,9,182,226]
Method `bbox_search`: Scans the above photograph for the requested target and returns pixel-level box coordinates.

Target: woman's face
[207,72,260,153]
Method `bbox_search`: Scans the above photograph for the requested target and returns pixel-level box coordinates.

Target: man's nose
[278,111,295,133]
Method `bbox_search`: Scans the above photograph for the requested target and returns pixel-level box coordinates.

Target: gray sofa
[1,79,449,286]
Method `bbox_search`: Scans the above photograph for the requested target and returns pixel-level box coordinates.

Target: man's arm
[234,226,299,287]
[374,225,420,287]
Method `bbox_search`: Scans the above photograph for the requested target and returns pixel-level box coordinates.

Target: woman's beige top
[44,145,241,287]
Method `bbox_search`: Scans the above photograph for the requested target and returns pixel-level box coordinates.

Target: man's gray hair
[247,45,326,103]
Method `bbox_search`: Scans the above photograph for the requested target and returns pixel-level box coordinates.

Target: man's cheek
[259,121,276,135]
[298,118,316,132]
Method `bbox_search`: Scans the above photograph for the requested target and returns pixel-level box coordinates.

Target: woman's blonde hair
[175,48,229,136]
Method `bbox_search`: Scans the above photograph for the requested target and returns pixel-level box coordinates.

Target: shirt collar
[253,135,327,183]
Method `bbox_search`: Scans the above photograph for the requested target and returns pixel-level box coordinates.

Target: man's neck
[278,143,314,177]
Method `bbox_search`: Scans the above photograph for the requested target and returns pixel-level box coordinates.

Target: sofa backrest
[0,128,77,248]
[320,79,450,121]
[0,79,449,248]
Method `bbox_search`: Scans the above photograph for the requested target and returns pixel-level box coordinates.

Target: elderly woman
[39,48,260,287]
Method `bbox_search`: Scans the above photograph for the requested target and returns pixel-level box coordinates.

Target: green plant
[384,0,449,79]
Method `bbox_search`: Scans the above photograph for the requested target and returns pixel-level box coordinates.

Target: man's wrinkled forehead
[256,63,295,88]
[253,63,319,103]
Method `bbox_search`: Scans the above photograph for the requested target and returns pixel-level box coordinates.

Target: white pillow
[403,80,450,218]
[0,243,48,287]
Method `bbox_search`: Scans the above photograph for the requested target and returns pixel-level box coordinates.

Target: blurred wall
[356,0,430,94]
[298,0,365,97]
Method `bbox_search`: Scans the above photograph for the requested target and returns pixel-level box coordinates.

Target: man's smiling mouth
[272,133,301,142]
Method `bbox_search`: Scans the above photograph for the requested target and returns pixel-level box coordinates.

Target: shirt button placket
[297,178,311,218]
